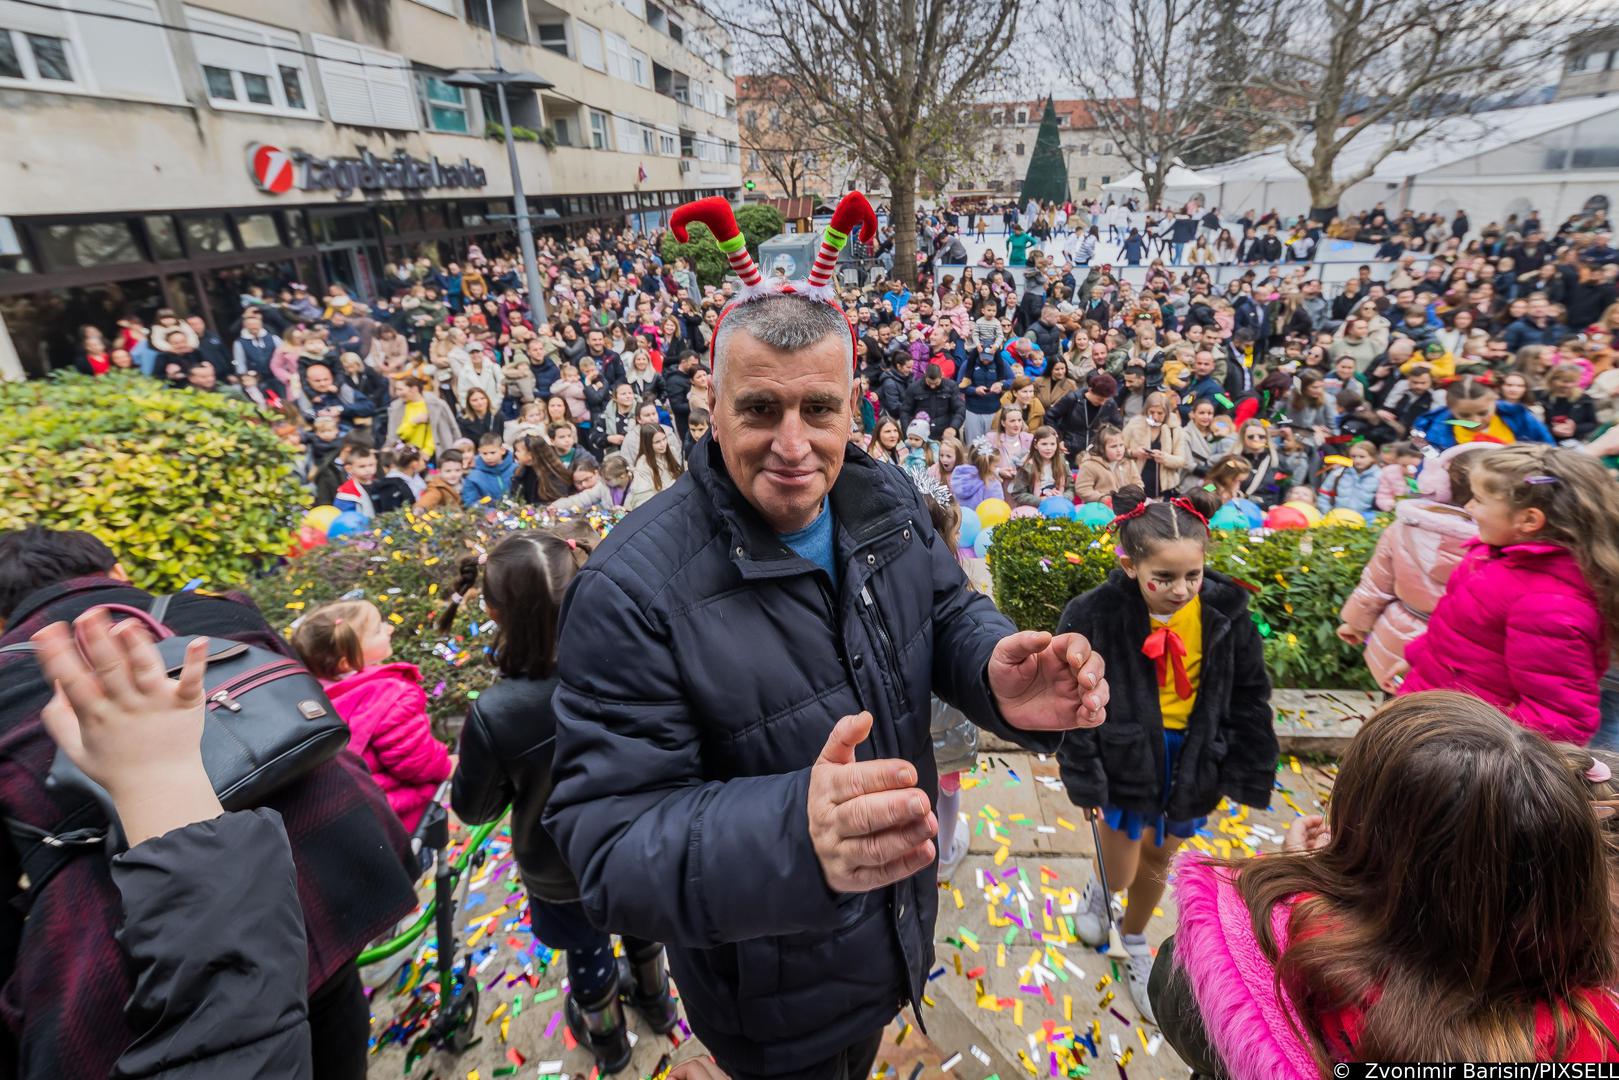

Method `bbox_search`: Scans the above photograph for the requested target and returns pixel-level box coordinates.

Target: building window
[36,222,141,271]
[1101,175,1110,186]
[537,21,569,57]
[144,215,183,260]
[183,216,236,255]
[659,132,676,155]
[1079,143,1089,155]
[1570,51,1592,72]
[552,115,575,146]
[403,0,455,11]
[1076,176,1087,190]
[589,109,610,150]
[311,33,417,130]
[0,28,76,84]
[1016,109,1027,124]
[992,142,1002,154]
[235,213,281,249]
[418,73,470,133]
[642,126,656,153]
[185,7,315,117]
[577,23,604,72]
[1016,142,1024,155]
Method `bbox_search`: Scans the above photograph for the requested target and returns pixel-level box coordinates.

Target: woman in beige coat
[1121,391,1189,497]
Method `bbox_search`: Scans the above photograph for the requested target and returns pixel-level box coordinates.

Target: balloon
[1284,501,1324,527]
[1322,507,1367,528]
[297,524,328,550]
[1011,505,1040,519]
[957,505,982,548]
[1264,505,1309,530]
[1209,505,1249,531]
[1231,498,1265,528]
[326,511,373,541]
[1075,502,1116,528]
[1040,496,1077,520]
[976,498,1011,528]
[303,505,342,533]
[973,525,997,558]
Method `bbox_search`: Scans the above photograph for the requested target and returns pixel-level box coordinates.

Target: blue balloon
[1040,496,1077,520]
[973,524,996,558]
[326,511,373,541]
[1075,502,1115,528]
[1209,504,1249,531]
[957,504,982,548]
[1231,498,1265,528]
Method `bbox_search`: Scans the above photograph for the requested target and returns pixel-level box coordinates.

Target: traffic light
[745,180,756,190]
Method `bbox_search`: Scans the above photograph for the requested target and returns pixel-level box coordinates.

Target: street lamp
[446,6,554,322]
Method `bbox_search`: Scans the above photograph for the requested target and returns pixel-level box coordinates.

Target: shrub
[242,503,624,730]
[660,201,785,288]
[987,517,1385,690]
[0,373,303,593]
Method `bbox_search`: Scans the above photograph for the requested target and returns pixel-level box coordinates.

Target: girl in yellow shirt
[1054,486,1277,1026]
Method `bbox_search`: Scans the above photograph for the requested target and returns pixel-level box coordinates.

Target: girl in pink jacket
[1397,444,1619,745]
[1338,444,1484,691]
[293,599,452,831]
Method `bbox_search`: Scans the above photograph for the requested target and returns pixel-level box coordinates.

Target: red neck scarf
[1142,626,1193,699]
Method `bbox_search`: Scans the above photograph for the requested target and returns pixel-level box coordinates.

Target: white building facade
[0,0,740,375]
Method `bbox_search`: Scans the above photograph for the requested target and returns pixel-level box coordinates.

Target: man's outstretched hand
[808,712,936,894]
[987,631,1108,731]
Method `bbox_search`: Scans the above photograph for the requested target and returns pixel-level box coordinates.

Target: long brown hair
[1471,444,1619,645]
[1231,692,1619,1064]
[637,423,683,492]
[518,434,573,504]
[436,525,594,677]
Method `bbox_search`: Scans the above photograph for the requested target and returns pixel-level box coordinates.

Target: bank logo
[247,142,296,195]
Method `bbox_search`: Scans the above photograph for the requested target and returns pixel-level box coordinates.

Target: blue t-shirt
[779,497,837,587]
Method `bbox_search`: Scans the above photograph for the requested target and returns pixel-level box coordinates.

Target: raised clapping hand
[809,712,937,894]
[987,630,1108,731]
[31,611,223,847]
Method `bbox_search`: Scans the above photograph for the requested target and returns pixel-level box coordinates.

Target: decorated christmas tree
[1019,96,1069,204]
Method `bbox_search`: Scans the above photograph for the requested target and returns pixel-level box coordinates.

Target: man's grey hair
[712,293,853,392]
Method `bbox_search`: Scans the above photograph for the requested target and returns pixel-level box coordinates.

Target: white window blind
[576,23,603,72]
[615,114,639,153]
[185,5,310,115]
[0,0,182,100]
[604,30,634,82]
[311,33,416,130]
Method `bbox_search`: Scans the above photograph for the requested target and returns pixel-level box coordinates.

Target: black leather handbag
[0,598,350,889]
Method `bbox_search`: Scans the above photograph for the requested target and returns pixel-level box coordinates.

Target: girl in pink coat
[293,599,452,831]
[1396,445,1619,745]
[1338,444,1484,691]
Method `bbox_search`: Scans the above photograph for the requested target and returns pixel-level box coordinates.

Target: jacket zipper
[205,660,305,713]
[860,584,911,715]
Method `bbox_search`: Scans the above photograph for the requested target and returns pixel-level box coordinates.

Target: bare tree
[1228,0,1587,217]
[1058,0,1233,208]
[718,0,1022,284]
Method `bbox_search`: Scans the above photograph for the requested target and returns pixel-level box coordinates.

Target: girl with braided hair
[1055,486,1277,1027]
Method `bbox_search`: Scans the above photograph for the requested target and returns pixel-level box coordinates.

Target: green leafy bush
[987,517,1386,690]
[660,201,785,288]
[0,372,303,592]
[484,121,555,148]
[242,503,624,731]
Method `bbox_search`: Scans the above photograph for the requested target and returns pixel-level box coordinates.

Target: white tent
[1102,162,1222,199]
[1202,97,1619,224]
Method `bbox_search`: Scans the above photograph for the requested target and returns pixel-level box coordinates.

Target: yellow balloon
[976,498,1012,528]
[1284,500,1324,527]
[304,505,342,532]
[1322,508,1367,528]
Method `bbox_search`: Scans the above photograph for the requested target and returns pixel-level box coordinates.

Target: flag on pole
[637,164,648,184]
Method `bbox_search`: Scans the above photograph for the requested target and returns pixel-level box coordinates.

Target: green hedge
[242,503,622,731]
[0,372,303,593]
[987,518,1386,690]
[660,203,784,288]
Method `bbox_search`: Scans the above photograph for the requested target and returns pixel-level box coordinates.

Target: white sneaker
[1124,943,1157,1026]
[938,824,969,879]
[1075,875,1112,947]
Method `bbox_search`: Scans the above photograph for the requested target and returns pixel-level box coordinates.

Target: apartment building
[947,99,1131,203]
[0,0,741,375]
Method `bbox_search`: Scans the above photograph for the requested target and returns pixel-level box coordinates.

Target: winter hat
[906,416,931,441]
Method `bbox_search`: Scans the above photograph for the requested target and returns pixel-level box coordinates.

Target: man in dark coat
[0,526,415,1080]
[1047,371,1123,456]
[901,362,966,440]
[545,293,1108,1080]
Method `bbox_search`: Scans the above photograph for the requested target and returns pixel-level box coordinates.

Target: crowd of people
[11,188,1619,1079]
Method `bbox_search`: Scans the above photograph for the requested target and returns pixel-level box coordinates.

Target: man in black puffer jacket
[546,293,1109,1080]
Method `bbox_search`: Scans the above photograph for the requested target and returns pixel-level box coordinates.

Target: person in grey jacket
[544,292,1109,1080]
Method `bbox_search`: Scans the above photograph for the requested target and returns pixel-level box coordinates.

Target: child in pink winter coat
[293,599,452,831]
[1338,444,1483,691]
[1397,445,1619,745]
[1372,441,1424,511]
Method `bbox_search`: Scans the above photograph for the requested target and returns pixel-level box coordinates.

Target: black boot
[565,982,633,1075]
[618,940,680,1035]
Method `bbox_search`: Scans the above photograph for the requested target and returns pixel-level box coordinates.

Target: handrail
[357,817,505,967]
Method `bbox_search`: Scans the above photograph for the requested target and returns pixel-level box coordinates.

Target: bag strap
[5,812,107,902]
[146,593,173,628]
[0,644,35,656]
